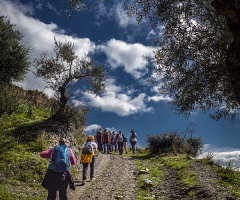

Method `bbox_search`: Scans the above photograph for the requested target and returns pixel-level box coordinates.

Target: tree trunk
[59,86,68,110]
[212,0,240,105]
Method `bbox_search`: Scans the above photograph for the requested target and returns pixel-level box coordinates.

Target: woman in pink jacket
[40,138,76,200]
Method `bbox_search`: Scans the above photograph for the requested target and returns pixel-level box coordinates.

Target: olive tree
[0,16,31,85]
[34,38,107,121]
[126,0,239,120]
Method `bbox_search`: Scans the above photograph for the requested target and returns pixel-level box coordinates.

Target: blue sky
[2,0,240,166]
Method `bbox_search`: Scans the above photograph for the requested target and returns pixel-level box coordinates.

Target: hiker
[123,135,128,154]
[101,129,111,153]
[110,131,116,152]
[80,136,98,184]
[95,128,103,152]
[40,138,76,200]
[129,130,138,154]
[115,130,125,155]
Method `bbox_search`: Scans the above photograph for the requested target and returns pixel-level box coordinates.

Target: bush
[50,102,89,129]
[147,131,203,157]
[0,85,19,115]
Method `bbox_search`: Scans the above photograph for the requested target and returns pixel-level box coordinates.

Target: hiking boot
[82,180,86,184]
[90,178,95,182]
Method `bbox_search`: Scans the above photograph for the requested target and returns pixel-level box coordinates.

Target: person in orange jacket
[101,129,111,153]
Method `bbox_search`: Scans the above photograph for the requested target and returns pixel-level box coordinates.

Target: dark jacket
[42,169,75,190]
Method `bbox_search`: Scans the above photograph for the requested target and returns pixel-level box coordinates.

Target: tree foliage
[0,16,31,85]
[126,0,239,120]
[56,0,103,18]
[34,38,107,122]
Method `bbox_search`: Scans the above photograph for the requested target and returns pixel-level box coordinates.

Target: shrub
[147,131,203,157]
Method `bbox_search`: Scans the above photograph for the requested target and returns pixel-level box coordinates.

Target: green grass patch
[198,158,240,197]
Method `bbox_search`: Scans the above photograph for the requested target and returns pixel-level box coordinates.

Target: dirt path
[67,153,138,200]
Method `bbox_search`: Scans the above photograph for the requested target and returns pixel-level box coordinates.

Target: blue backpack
[51,145,71,172]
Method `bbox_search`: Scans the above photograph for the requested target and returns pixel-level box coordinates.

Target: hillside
[65,152,240,200]
[1,87,240,199]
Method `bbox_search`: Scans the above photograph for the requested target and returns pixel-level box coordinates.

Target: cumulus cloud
[84,91,153,116]
[84,124,101,134]
[199,144,240,168]
[73,78,153,116]
[99,39,154,78]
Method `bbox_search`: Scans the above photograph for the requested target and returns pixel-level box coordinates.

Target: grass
[0,102,51,199]
[133,151,200,199]
[198,158,240,197]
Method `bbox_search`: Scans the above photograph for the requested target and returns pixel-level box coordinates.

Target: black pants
[97,140,102,151]
[118,142,123,155]
[47,172,68,200]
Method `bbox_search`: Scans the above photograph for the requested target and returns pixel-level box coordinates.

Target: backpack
[103,132,109,141]
[51,145,71,172]
[130,133,137,142]
[82,142,94,154]
[123,136,127,142]
[117,133,124,142]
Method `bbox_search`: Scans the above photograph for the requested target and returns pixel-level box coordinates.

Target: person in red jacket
[40,138,76,200]
[101,129,111,153]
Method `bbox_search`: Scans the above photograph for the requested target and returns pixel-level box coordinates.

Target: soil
[64,153,238,200]
[67,152,138,200]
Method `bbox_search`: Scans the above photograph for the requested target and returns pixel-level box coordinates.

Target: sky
[1,0,240,167]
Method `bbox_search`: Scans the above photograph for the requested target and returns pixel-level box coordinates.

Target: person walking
[112,131,118,153]
[40,138,76,200]
[129,130,138,154]
[80,136,98,184]
[109,131,116,152]
[115,130,124,155]
[95,128,103,152]
[101,129,111,153]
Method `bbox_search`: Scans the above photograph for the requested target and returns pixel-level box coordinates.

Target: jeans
[103,141,109,153]
[82,155,95,180]
[131,141,137,153]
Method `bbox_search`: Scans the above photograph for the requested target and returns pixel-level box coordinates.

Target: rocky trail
[67,153,138,200]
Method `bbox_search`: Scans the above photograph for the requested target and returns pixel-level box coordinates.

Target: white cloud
[147,86,172,102]
[75,78,153,116]
[148,95,172,102]
[99,39,154,79]
[84,124,101,134]
[84,91,153,116]
[199,144,240,168]
[0,0,95,96]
